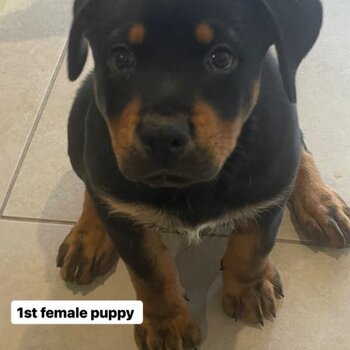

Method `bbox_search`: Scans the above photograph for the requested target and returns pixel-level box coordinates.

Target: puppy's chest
[150,212,242,243]
[99,191,286,243]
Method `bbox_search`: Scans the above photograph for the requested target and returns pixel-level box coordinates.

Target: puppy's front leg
[221,208,284,325]
[289,147,350,248]
[57,191,118,284]
[103,215,201,350]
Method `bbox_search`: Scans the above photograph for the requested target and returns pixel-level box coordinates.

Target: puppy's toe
[57,225,118,284]
[135,311,201,350]
[290,187,350,248]
[223,263,282,325]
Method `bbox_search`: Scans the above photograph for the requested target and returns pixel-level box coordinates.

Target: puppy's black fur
[64,0,323,346]
[70,58,298,224]
[68,0,321,222]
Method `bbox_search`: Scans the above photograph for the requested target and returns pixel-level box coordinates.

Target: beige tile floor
[0,0,349,349]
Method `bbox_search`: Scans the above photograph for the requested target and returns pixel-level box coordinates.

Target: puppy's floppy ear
[68,0,91,81]
[260,0,323,103]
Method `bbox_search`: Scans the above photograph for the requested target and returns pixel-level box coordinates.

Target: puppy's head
[69,0,322,188]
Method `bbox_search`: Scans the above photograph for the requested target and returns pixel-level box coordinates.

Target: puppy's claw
[273,270,284,299]
[268,297,276,319]
[256,302,264,327]
[234,298,242,321]
[257,316,264,327]
[328,218,347,247]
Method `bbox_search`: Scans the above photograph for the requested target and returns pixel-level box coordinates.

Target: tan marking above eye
[128,24,145,45]
[195,23,214,44]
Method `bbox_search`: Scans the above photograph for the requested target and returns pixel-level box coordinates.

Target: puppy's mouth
[140,172,193,188]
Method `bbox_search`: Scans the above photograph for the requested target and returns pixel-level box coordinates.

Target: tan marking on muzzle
[192,101,243,168]
[107,98,141,166]
[192,80,260,168]
[245,80,261,120]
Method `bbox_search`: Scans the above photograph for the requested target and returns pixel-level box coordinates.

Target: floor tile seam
[0,40,68,216]
[0,215,316,246]
[0,215,74,226]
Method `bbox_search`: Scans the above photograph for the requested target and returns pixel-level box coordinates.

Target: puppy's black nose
[138,121,190,164]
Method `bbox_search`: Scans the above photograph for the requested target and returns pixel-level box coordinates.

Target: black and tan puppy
[57,0,350,348]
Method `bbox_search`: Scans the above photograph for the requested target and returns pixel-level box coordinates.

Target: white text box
[11,300,143,325]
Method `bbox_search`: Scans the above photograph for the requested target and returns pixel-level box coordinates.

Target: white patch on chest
[98,189,288,244]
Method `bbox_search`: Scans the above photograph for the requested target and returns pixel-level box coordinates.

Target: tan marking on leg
[127,230,201,349]
[221,222,282,324]
[290,149,350,248]
[57,191,118,284]
[195,23,214,44]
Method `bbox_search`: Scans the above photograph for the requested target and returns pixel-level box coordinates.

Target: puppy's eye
[205,46,238,72]
[108,45,135,72]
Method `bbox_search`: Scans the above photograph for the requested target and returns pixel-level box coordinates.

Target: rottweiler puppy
[57,0,350,348]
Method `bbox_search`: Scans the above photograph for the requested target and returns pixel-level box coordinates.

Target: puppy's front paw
[290,150,350,248]
[222,262,283,326]
[56,223,118,284]
[135,312,201,350]
[290,184,350,248]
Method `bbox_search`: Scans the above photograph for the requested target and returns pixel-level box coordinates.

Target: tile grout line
[1,215,346,250]
[0,215,75,226]
[0,39,68,216]
[0,213,325,247]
